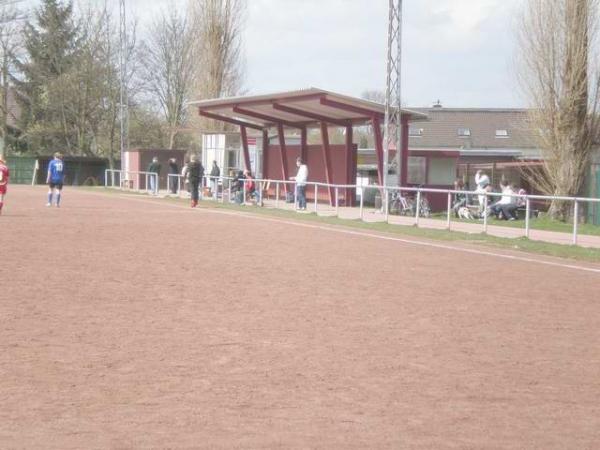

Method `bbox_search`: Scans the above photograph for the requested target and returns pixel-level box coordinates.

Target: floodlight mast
[119,0,129,178]
[383,0,403,196]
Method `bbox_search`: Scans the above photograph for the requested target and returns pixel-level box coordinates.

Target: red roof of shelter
[189,87,427,130]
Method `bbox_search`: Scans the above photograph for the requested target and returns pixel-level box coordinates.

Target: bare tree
[141,7,197,149]
[361,89,386,105]
[98,2,141,168]
[188,0,245,131]
[355,90,388,148]
[518,0,599,220]
[193,0,245,98]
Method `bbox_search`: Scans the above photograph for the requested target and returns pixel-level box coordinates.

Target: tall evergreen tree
[16,0,81,154]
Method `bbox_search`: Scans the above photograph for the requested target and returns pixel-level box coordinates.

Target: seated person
[231,170,244,203]
[452,179,467,217]
[501,187,526,221]
[243,170,261,205]
[488,180,516,220]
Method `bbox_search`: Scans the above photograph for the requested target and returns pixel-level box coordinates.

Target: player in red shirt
[0,156,9,215]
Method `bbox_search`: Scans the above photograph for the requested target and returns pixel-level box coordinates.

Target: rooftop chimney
[433,100,443,108]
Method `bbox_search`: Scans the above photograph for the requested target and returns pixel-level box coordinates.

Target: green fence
[6,156,109,186]
[6,157,37,185]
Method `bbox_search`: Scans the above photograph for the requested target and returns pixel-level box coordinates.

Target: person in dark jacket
[168,158,179,194]
[183,155,204,207]
[230,170,244,204]
[210,160,220,195]
[147,157,161,194]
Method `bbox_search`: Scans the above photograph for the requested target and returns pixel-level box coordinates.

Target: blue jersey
[48,159,65,183]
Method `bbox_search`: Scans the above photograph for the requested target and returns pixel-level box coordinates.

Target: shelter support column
[372,116,384,187]
[262,129,269,180]
[277,123,290,194]
[401,117,409,186]
[300,127,308,163]
[320,122,335,206]
[345,125,355,206]
[240,126,251,172]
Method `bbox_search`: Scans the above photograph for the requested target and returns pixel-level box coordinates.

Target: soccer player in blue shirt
[46,152,65,207]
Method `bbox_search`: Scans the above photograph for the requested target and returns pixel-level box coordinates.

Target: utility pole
[119,0,129,179]
[383,0,403,191]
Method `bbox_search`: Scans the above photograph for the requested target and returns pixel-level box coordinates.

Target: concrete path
[163,190,600,249]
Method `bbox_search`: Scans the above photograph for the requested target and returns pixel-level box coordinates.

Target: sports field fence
[105,169,600,246]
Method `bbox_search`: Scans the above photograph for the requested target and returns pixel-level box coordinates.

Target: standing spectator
[475,170,490,190]
[0,156,9,215]
[46,152,65,207]
[475,170,491,215]
[210,160,220,195]
[184,155,203,207]
[147,157,161,194]
[168,158,179,194]
[181,161,190,195]
[290,157,308,211]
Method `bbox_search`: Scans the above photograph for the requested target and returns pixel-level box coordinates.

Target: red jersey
[0,163,9,187]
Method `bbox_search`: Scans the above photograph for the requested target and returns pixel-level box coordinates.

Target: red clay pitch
[1,186,600,448]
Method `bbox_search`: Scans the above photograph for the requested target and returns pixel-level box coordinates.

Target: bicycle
[403,190,431,218]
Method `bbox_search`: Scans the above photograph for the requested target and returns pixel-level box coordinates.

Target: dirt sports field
[1,185,600,449]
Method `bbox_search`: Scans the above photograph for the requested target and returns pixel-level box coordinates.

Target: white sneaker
[46,203,52,207]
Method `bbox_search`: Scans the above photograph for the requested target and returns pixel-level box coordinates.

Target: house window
[409,127,423,137]
[495,129,509,138]
[427,158,457,185]
[407,157,427,185]
[457,128,471,137]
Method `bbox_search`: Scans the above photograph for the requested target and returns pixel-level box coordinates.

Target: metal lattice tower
[383,0,403,187]
[119,0,129,175]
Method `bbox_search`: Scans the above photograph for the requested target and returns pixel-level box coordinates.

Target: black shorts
[49,182,64,190]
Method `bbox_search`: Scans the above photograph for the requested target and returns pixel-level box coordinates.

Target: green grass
[86,187,600,264]
[430,212,600,236]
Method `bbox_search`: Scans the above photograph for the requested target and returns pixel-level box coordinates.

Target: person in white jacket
[475,170,490,190]
[475,170,491,215]
[290,157,308,211]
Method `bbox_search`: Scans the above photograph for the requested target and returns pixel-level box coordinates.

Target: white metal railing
[105,169,159,195]
[104,170,600,246]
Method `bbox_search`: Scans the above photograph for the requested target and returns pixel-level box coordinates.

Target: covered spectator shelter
[190,88,427,205]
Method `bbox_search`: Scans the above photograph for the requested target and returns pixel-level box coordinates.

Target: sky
[27,0,526,108]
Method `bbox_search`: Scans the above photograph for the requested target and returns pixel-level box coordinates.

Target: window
[427,158,457,185]
[409,127,424,137]
[407,157,427,185]
[457,128,471,137]
[495,129,509,138]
